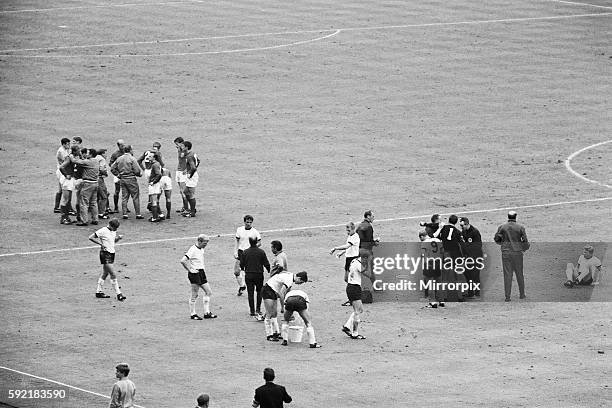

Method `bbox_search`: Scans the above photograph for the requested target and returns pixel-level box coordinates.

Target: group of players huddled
[53,136,200,225]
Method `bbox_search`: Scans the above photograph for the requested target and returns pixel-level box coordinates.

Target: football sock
[345,312,355,331]
[151,205,159,219]
[281,323,288,341]
[54,192,61,209]
[264,317,273,336]
[271,317,279,334]
[166,201,171,215]
[189,198,196,214]
[202,295,210,314]
[353,315,361,335]
[110,279,121,294]
[96,278,104,293]
[306,326,316,345]
[189,299,196,315]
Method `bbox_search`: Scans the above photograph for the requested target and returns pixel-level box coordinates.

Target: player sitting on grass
[564,245,602,287]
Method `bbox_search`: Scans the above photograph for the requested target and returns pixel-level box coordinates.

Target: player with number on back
[421,224,445,308]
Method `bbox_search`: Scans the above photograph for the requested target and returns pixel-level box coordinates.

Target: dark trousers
[245,273,264,314]
[502,251,525,299]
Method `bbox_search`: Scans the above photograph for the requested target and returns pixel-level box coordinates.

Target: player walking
[89,218,126,301]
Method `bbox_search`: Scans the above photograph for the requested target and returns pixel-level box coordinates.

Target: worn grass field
[1,1,611,407]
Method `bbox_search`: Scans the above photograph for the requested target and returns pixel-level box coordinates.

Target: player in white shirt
[180,234,217,320]
[565,245,603,287]
[88,218,125,301]
[262,271,308,342]
[281,287,321,348]
[330,222,361,305]
[234,215,261,295]
[342,258,367,339]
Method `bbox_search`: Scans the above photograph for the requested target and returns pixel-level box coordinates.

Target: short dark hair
[459,217,469,224]
[448,215,458,224]
[295,271,308,283]
[364,210,372,218]
[249,237,258,246]
[109,219,120,230]
[116,364,130,376]
[81,148,88,155]
[431,214,440,223]
[263,368,275,382]
[70,145,80,155]
[123,145,132,153]
[244,215,254,222]
[183,141,192,150]
[153,142,161,149]
[72,136,83,144]
[196,394,210,406]
[88,148,97,157]
[61,137,70,145]
[271,240,282,251]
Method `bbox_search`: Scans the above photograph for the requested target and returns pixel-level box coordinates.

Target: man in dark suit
[252,368,292,408]
[494,211,530,301]
[241,237,271,320]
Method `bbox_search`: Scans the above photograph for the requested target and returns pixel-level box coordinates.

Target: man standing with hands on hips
[494,211,530,301]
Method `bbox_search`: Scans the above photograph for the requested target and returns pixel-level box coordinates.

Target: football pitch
[0,0,611,407]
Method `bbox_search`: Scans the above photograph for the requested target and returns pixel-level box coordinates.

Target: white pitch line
[0,0,206,14]
[0,365,146,408]
[1,196,611,258]
[565,140,612,189]
[552,0,612,10]
[0,30,341,58]
[0,12,610,57]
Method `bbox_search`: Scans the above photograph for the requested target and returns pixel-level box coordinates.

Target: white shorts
[148,182,162,195]
[59,173,75,191]
[185,172,199,188]
[175,171,188,184]
[160,175,172,191]
[144,169,151,180]
[113,175,120,184]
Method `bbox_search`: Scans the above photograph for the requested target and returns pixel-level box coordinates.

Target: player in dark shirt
[434,214,466,302]
[460,217,483,297]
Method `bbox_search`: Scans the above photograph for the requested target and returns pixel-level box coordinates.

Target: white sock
[189,299,196,315]
[281,323,288,341]
[264,318,273,336]
[353,316,360,336]
[96,278,104,292]
[239,271,245,287]
[202,295,210,314]
[110,279,121,294]
[306,326,316,345]
[345,312,355,330]
[271,317,280,334]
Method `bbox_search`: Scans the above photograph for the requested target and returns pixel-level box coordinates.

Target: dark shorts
[346,283,362,303]
[344,256,358,272]
[99,250,115,265]
[262,284,278,300]
[284,295,307,313]
[188,269,208,285]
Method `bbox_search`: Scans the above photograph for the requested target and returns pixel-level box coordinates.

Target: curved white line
[0,30,341,58]
[0,29,335,53]
[564,140,612,189]
[1,12,610,57]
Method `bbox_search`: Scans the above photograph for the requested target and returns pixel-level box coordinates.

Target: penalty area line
[0,365,146,408]
[1,196,612,258]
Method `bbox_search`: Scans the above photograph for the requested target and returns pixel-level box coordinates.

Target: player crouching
[281,284,321,348]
